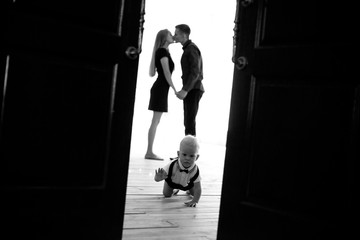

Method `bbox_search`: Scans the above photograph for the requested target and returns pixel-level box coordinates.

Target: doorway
[123,0,236,238]
[130,0,236,160]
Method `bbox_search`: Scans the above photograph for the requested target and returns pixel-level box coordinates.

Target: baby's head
[177,135,200,168]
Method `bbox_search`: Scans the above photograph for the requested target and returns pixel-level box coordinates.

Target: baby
[154,135,202,207]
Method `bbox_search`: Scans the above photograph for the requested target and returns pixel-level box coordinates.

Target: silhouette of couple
[145,24,204,160]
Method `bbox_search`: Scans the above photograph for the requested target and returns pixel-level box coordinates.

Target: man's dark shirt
[181,40,204,92]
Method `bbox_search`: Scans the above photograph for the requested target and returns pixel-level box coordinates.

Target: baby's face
[178,144,199,169]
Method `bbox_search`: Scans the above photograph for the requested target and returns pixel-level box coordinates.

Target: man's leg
[183,89,203,136]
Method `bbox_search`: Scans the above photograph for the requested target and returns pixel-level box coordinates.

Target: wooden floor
[122,142,225,240]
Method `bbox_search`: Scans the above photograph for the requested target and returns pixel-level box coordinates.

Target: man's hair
[176,24,191,36]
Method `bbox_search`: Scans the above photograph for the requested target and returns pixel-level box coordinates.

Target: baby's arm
[184,181,202,207]
[154,168,167,182]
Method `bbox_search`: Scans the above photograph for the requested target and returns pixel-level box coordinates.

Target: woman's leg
[145,111,163,160]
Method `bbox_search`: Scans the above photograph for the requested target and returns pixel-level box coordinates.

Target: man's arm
[182,45,201,92]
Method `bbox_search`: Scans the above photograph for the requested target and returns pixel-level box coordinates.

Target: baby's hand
[184,200,197,207]
[154,168,167,181]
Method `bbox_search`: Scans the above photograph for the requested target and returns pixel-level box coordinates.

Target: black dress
[148,48,174,112]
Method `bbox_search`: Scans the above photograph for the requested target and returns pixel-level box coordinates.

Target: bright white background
[130,0,236,159]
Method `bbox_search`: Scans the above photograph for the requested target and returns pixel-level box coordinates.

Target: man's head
[174,24,191,44]
[177,135,200,168]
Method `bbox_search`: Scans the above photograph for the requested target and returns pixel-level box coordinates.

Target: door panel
[218,0,356,239]
[1,1,144,239]
[247,80,354,212]
[3,54,112,187]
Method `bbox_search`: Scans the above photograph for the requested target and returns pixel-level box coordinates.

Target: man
[173,24,204,136]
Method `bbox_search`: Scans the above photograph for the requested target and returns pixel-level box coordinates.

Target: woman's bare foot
[145,153,164,160]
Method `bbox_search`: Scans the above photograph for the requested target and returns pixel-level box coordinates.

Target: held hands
[176,90,188,100]
[154,168,167,182]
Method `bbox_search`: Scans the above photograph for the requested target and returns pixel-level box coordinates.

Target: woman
[145,29,176,160]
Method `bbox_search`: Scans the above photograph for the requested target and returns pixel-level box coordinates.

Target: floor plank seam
[125,193,221,197]
[123,226,178,230]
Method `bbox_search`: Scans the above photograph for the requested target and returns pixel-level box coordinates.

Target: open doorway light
[130,0,236,160]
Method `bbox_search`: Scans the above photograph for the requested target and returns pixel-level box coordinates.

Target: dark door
[1,0,144,239]
[218,0,356,239]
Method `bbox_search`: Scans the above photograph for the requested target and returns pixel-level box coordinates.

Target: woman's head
[154,29,173,49]
[149,29,173,77]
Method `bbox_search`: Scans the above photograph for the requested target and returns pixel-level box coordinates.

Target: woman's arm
[160,57,176,93]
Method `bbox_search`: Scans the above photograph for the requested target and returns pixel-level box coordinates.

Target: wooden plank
[124,197,221,210]
[122,141,225,240]
[123,218,178,229]
[124,212,219,220]
[122,227,218,240]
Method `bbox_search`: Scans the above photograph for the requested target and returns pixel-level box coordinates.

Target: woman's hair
[149,29,169,77]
